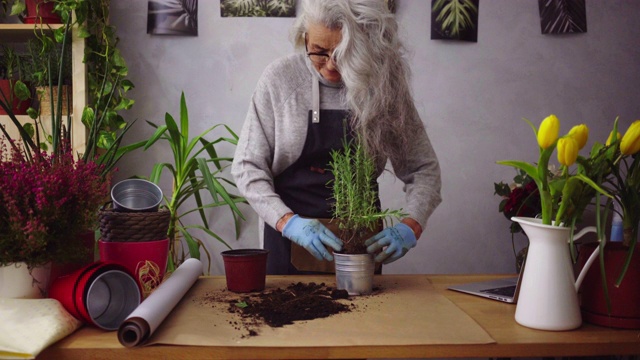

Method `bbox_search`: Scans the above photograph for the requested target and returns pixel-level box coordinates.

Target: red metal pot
[579,242,640,329]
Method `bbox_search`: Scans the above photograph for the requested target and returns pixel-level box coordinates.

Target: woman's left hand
[365,223,416,264]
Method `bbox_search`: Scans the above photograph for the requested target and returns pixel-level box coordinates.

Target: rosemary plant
[329,136,406,252]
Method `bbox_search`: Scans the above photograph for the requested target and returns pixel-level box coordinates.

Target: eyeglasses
[304,32,336,65]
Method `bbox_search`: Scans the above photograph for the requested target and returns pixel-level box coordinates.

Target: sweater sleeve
[389,105,442,231]
[231,72,293,229]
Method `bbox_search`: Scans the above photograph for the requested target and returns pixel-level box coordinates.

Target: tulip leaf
[522,117,538,137]
[575,173,612,198]
[496,160,539,183]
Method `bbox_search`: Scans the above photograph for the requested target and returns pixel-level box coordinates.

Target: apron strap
[312,74,320,123]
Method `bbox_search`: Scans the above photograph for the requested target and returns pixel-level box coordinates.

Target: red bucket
[99,238,169,297]
[221,249,269,293]
[49,262,140,330]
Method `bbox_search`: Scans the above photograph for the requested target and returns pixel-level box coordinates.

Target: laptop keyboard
[480,285,516,296]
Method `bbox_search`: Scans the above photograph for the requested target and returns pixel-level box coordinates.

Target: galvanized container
[111,179,163,212]
[334,253,375,295]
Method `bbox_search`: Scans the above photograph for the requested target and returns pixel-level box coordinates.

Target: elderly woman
[232,0,441,275]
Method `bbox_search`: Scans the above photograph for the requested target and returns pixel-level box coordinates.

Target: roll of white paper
[117,258,202,347]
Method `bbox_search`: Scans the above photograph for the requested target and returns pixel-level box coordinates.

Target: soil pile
[229,282,352,328]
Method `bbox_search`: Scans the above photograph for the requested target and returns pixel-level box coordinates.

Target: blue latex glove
[282,215,343,261]
[364,223,416,264]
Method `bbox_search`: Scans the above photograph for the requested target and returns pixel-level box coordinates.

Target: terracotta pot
[221,249,269,293]
[23,0,62,24]
[0,79,31,115]
[579,242,640,329]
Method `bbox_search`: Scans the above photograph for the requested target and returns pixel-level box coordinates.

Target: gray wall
[110,0,640,275]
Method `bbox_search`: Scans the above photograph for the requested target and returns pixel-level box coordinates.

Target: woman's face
[305,22,342,83]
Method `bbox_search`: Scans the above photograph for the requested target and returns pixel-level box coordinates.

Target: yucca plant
[133,92,246,273]
[329,136,406,254]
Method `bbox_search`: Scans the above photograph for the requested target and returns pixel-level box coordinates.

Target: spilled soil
[198,282,355,337]
[230,282,352,328]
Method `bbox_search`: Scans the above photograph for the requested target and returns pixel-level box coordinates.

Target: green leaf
[575,173,612,198]
[494,182,511,197]
[26,107,38,120]
[112,49,127,68]
[81,107,96,128]
[496,160,539,183]
[122,80,135,92]
[199,158,245,220]
[180,228,201,261]
[101,81,114,96]
[97,130,116,149]
[179,92,189,142]
[143,124,169,150]
[13,81,30,101]
[23,123,34,138]
[235,301,248,308]
[76,26,91,38]
[10,2,25,16]
[53,27,66,43]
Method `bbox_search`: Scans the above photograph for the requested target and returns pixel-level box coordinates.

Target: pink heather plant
[0,139,108,267]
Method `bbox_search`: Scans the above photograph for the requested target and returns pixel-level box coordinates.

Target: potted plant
[8,0,62,24]
[578,118,640,329]
[0,137,108,298]
[19,0,135,163]
[129,92,246,274]
[328,135,406,295]
[0,44,33,116]
[0,4,137,298]
[27,37,72,117]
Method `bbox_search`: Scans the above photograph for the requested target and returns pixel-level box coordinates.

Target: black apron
[264,109,351,275]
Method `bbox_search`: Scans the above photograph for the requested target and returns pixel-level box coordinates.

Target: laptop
[447,258,526,304]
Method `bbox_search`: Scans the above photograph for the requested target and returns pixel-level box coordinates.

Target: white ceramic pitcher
[512,217,601,331]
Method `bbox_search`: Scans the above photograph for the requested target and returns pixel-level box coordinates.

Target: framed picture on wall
[147,0,198,36]
[220,0,296,17]
[430,0,479,42]
[539,0,587,34]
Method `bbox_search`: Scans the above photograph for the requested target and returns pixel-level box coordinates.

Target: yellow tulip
[537,114,560,149]
[557,136,579,166]
[620,120,640,155]
[606,130,622,146]
[567,124,589,150]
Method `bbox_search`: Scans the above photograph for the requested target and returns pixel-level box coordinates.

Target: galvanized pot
[334,253,375,295]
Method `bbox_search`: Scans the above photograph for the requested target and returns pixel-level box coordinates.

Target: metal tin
[111,179,163,212]
[334,253,375,295]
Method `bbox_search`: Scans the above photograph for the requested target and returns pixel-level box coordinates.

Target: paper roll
[117,258,202,347]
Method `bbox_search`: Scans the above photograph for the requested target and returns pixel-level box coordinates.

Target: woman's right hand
[281,215,343,261]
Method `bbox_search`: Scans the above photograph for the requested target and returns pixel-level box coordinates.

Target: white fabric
[0,298,81,359]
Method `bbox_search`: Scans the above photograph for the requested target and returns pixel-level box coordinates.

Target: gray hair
[292,0,424,170]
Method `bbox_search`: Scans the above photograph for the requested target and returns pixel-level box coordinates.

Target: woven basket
[98,205,171,242]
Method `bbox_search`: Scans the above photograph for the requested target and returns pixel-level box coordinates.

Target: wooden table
[38,274,640,359]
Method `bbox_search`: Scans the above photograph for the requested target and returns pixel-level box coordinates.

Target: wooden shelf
[0,23,63,42]
[0,22,87,154]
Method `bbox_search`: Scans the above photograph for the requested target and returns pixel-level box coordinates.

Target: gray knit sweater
[232,53,442,232]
